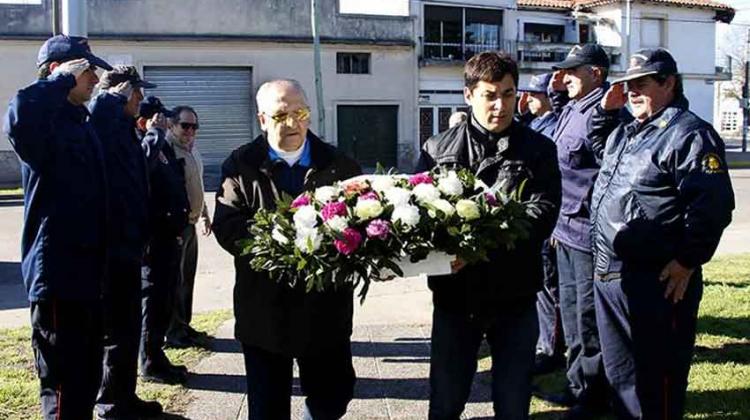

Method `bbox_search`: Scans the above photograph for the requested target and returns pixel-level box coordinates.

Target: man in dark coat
[590,48,734,420]
[213,79,362,420]
[417,52,561,420]
[3,35,112,420]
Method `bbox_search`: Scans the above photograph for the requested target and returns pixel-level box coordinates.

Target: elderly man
[417,52,561,420]
[3,35,112,419]
[213,79,361,420]
[546,43,617,417]
[165,105,212,348]
[590,48,734,420]
[518,72,557,139]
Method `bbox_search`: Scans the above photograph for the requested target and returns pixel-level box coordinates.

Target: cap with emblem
[552,43,610,70]
[519,73,552,95]
[138,96,174,119]
[612,48,678,84]
[99,65,157,89]
[37,35,113,71]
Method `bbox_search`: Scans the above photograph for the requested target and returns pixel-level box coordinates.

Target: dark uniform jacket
[529,111,558,139]
[212,133,362,356]
[590,96,734,275]
[3,74,107,301]
[89,91,149,266]
[416,119,561,316]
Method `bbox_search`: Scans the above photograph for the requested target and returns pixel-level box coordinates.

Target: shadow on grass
[696,316,750,340]
[694,342,750,365]
[703,280,749,289]
[685,388,750,419]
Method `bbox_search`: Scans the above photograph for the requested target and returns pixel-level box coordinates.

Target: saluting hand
[51,58,91,79]
[550,70,566,92]
[660,259,695,304]
[109,81,134,100]
[518,92,530,115]
[146,112,168,131]
[601,83,628,111]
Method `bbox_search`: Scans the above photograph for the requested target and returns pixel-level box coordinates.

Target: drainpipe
[61,0,87,36]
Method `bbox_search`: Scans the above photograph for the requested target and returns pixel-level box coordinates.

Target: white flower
[293,205,318,229]
[437,171,463,196]
[314,186,339,203]
[294,227,322,254]
[428,199,455,218]
[391,205,421,228]
[371,176,395,193]
[384,187,411,207]
[271,227,289,245]
[354,199,384,220]
[412,183,441,204]
[325,215,349,232]
[474,179,491,192]
[456,199,481,220]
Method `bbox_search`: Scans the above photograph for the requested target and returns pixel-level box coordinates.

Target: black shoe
[535,389,577,407]
[186,326,209,339]
[131,397,163,418]
[141,366,187,385]
[562,403,607,420]
[533,353,565,375]
[164,336,194,349]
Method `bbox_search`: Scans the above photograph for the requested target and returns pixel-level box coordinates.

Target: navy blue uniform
[139,126,190,375]
[3,73,108,419]
[88,91,150,418]
[590,96,734,419]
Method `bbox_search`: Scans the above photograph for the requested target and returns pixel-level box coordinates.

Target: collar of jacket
[466,120,519,176]
[246,131,334,177]
[626,94,689,136]
[61,99,90,123]
[569,82,609,113]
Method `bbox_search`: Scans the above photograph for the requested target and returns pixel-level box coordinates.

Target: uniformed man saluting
[590,48,735,420]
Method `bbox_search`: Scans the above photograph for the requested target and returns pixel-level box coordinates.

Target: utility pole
[744,28,750,153]
[311,0,326,139]
[51,0,60,35]
[61,0,87,36]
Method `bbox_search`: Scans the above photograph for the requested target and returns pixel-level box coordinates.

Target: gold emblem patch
[701,153,725,174]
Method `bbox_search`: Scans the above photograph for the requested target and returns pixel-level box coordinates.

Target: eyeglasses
[266,108,311,126]
[179,122,200,131]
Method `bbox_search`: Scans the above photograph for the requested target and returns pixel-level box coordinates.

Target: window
[640,18,665,48]
[337,53,371,74]
[424,5,503,60]
[524,23,564,43]
[721,111,739,132]
[579,24,590,44]
[420,105,470,143]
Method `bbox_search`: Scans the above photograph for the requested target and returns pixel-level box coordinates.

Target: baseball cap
[138,96,174,119]
[612,48,679,84]
[37,35,113,70]
[99,65,157,89]
[519,73,552,94]
[553,44,610,70]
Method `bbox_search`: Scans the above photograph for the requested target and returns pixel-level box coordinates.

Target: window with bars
[721,111,739,132]
[420,106,470,144]
[337,53,371,74]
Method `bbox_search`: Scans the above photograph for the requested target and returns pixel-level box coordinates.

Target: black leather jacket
[590,96,734,275]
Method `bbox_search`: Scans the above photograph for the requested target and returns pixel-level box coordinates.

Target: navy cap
[612,48,678,84]
[37,35,113,70]
[99,65,157,89]
[553,44,610,70]
[519,73,552,94]
[138,96,173,119]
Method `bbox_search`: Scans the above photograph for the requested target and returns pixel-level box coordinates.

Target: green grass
[478,253,750,419]
[0,309,232,420]
[0,188,22,196]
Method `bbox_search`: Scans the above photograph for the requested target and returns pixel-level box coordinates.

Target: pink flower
[360,191,380,201]
[485,193,498,206]
[321,201,348,221]
[334,228,363,255]
[291,194,311,209]
[409,172,434,186]
[366,219,390,240]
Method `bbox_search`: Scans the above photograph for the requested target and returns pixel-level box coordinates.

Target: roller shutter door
[143,66,254,190]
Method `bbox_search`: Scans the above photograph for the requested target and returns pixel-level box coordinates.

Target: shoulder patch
[701,152,725,174]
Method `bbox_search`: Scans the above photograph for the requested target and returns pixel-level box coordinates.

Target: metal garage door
[143,66,254,190]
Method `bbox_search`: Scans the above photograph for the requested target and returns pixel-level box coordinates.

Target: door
[337,105,398,171]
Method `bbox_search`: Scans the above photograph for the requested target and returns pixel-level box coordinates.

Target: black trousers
[536,239,564,359]
[167,223,198,341]
[595,269,702,420]
[140,236,181,370]
[31,299,103,420]
[96,261,142,418]
[428,299,538,420]
[241,342,355,420]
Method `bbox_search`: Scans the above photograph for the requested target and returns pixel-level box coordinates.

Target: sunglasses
[266,108,311,126]
[179,122,200,131]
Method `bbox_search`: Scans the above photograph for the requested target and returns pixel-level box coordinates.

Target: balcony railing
[420,39,621,68]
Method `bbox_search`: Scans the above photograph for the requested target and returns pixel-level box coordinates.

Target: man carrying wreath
[212,79,361,420]
[417,52,562,420]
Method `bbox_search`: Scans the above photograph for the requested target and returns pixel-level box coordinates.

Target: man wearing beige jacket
[165,105,212,348]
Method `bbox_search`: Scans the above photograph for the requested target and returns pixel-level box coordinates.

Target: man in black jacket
[417,52,561,420]
[213,79,361,420]
[89,67,163,419]
[590,48,734,420]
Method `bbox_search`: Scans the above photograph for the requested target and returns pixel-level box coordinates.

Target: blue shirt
[268,139,312,196]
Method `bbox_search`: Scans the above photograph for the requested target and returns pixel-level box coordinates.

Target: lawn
[479,253,750,419]
[0,309,232,420]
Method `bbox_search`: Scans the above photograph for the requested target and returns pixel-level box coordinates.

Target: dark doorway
[337,105,399,171]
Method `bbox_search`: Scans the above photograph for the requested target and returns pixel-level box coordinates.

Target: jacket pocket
[564,136,589,169]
